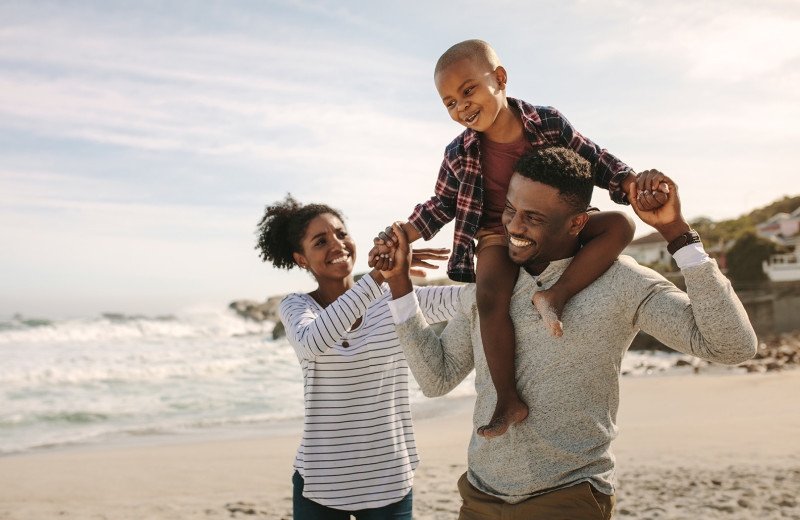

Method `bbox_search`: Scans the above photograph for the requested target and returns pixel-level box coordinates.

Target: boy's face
[435,57,507,134]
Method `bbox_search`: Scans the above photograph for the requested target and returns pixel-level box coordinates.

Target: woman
[256,195,462,519]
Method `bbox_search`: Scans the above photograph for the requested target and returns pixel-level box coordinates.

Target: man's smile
[508,235,532,248]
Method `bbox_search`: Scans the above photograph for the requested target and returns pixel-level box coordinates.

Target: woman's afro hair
[255,194,344,270]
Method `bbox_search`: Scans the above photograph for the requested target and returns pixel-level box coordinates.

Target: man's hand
[379,223,414,299]
[625,174,690,242]
[409,248,450,278]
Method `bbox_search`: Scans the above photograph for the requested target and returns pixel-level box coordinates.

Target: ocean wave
[0,310,276,344]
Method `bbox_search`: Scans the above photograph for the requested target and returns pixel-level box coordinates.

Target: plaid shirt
[407,98,633,283]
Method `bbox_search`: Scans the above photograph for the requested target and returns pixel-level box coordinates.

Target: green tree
[725,231,785,284]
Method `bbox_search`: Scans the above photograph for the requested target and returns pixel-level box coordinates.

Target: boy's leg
[475,244,527,438]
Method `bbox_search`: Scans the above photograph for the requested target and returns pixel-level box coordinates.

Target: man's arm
[382,224,475,397]
[626,177,757,364]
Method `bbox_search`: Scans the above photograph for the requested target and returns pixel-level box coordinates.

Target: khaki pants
[457,472,615,520]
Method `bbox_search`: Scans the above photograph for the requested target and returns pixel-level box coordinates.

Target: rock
[229,295,284,323]
[272,321,285,340]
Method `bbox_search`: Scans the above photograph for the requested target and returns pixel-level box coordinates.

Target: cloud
[2,0,799,316]
[583,1,800,84]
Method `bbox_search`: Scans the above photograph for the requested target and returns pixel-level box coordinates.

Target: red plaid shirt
[407,98,633,283]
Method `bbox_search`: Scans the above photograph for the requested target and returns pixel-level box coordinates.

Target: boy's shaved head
[435,39,501,77]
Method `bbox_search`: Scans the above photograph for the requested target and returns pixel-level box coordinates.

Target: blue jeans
[292,471,413,520]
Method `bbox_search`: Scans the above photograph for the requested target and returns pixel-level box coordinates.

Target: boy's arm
[542,107,669,211]
[539,106,634,204]
[368,151,460,268]
[533,211,635,336]
[406,154,461,240]
[564,210,636,293]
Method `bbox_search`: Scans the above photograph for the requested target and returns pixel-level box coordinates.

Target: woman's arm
[278,274,384,361]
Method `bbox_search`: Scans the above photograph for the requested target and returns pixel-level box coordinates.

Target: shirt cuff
[388,291,420,325]
[673,242,710,269]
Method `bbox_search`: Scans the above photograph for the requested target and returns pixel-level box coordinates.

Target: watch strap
[667,229,701,255]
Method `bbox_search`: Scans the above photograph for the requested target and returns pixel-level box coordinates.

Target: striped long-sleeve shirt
[278,274,462,511]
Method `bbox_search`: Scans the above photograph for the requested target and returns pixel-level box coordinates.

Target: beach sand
[1,371,799,519]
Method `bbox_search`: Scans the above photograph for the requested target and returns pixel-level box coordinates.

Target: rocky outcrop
[229,296,285,339]
[229,297,283,322]
[738,331,800,373]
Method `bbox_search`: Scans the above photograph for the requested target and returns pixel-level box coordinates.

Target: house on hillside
[758,207,800,282]
[623,232,669,266]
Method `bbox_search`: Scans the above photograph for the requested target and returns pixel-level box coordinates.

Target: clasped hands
[368,224,448,280]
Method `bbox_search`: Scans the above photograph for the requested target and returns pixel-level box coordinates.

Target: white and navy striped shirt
[279,274,462,511]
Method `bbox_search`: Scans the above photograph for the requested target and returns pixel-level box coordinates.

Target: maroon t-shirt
[479,133,534,233]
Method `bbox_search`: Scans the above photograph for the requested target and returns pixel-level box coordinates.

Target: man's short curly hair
[255,194,345,270]
[513,146,594,213]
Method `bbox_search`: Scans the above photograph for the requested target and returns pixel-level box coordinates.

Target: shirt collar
[462,97,543,152]
[518,257,575,290]
[509,97,544,135]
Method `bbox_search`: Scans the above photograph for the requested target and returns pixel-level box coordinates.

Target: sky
[1,0,799,318]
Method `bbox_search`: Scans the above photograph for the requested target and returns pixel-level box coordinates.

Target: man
[380,146,757,519]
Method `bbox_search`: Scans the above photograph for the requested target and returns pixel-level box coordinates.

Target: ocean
[0,309,689,456]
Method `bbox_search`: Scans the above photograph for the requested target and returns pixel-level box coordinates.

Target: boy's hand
[369,222,406,268]
[379,224,449,279]
[627,169,670,211]
[368,243,393,268]
[374,224,400,248]
[625,174,689,240]
[379,223,412,279]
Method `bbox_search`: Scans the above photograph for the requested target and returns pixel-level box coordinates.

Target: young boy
[371,40,667,439]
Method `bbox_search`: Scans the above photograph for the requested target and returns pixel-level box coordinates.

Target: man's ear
[494,66,508,90]
[568,212,590,236]
[293,252,308,270]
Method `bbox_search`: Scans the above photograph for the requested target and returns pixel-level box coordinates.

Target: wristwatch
[667,229,701,255]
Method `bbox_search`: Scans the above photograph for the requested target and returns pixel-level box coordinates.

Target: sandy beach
[1,371,799,520]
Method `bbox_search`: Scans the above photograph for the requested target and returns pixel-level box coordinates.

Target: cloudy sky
[1,0,798,318]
